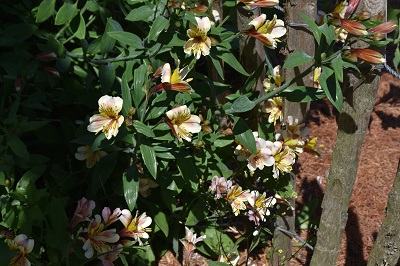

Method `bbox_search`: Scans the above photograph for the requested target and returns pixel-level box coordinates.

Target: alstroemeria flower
[226,185,251,215]
[87,95,124,140]
[247,138,275,171]
[333,0,360,19]
[247,191,276,225]
[239,0,279,8]
[264,140,295,178]
[368,21,397,40]
[75,146,107,168]
[119,210,152,246]
[332,19,367,36]
[70,197,96,229]
[165,105,201,142]
[263,96,283,125]
[263,65,284,91]
[180,227,206,265]
[7,234,34,266]
[150,63,193,93]
[209,176,231,199]
[102,207,122,227]
[344,48,386,64]
[184,16,212,59]
[243,14,286,49]
[79,215,120,258]
[98,244,123,266]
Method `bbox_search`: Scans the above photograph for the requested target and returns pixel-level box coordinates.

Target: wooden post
[310,0,386,265]
[271,1,316,265]
[236,3,265,131]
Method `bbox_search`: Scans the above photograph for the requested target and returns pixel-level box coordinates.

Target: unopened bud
[15,78,23,92]
[357,11,370,21]
[189,5,207,14]
[128,107,136,116]
[33,51,57,62]
[5,179,11,187]
[41,67,60,77]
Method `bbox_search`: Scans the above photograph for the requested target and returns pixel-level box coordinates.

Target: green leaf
[16,165,46,196]
[36,0,56,23]
[99,63,115,91]
[133,121,156,138]
[18,121,49,132]
[216,51,249,76]
[9,136,30,161]
[177,158,199,191]
[91,133,106,151]
[140,144,157,178]
[319,66,343,111]
[229,95,255,113]
[75,14,86,39]
[92,153,118,193]
[154,211,169,237]
[207,262,230,266]
[148,16,169,42]
[55,2,78,25]
[133,65,148,119]
[185,199,207,226]
[145,91,169,121]
[122,165,140,211]
[121,73,133,116]
[108,31,143,49]
[331,55,343,82]
[101,19,122,55]
[209,52,224,80]
[300,13,321,45]
[243,61,265,92]
[232,117,256,154]
[125,5,154,22]
[283,51,313,69]
[319,23,336,45]
[278,86,326,102]
[213,139,234,148]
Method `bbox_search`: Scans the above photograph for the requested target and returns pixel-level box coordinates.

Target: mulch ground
[294,72,400,266]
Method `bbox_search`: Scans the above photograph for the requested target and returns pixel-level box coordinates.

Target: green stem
[66,51,144,64]
[224,65,315,115]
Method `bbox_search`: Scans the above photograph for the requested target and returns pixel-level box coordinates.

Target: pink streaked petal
[182,122,202,134]
[196,17,211,33]
[166,105,187,120]
[119,209,132,228]
[95,229,120,243]
[249,14,267,30]
[137,213,152,228]
[184,39,195,54]
[255,33,276,48]
[270,24,286,38]
[161,63,171,83]
[98,96,123,113]
[83,240,95,258]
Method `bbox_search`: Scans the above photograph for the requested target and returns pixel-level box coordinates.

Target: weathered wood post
[237,3,265,131]
[310,0,386,265]
[271,1,316,265]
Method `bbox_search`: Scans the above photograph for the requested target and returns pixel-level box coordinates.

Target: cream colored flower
[226,185,251,216]
[75,146,107,168]
[184,17,212,59]
[244,14,286,49]
[263,96,283,125]
[7,234,34,266]
[119,211,152,246]
[165,105,201,142]
[87,95,124,139]
[139,178,159,198]
[180,227,206,266]
[263,65,284,91]
[150,63,193,93]
[247,138,275,172]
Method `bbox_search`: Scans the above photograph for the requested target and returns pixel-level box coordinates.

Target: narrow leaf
[283,51,313,69]
[148,16,169,42]
[121,73,133,116]
[232,117,257,154]
[99,63,115,90]
[36,0,56,23]
[108,31,143,49]
[75,14,86,40]
[217,51,249,76]
[140,144,157,178]
[133,121,156,138]
[230,96,255,113]
[319,66,343,111]
[300,13,321,45]
[154,211,169,237]
[55,2,78,25]
[9,136,30,161]
[125,6,154,22]
[122,164,140,211]
[331,55,343,82]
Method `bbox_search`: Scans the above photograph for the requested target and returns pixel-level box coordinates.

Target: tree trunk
[271,1,316,265]
[310,1,386,264]
[367,160,400,265]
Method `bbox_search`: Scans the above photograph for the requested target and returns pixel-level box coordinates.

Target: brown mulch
[294,72,400,266]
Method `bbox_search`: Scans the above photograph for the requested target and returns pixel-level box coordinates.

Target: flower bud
[357,11,370,21]
[368,21,397,35]
[33,51,57,62]
[15,78,23,92]
[41,67,60,77]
